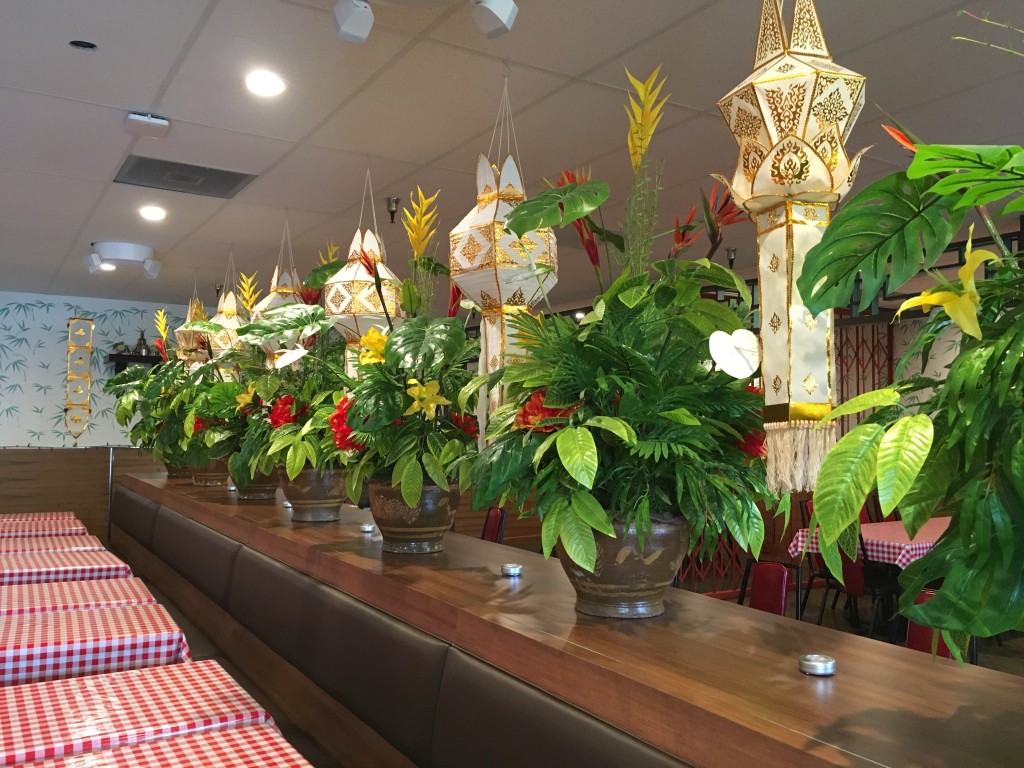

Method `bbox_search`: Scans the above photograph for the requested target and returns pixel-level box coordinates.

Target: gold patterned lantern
[209,252,244,378]
[174,295,210,366]
[64,317,93,443]
[252,217,302,320]
[716,0,867,493]
[449,153,557,409]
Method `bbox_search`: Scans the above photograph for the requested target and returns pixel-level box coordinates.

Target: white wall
[0,291,188,448]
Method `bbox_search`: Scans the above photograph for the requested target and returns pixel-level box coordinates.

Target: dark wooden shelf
[105,353,164,373]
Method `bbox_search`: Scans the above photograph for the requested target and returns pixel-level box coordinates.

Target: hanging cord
[358,168,387,263]
[485,77,524,179]
[222,246,237,296]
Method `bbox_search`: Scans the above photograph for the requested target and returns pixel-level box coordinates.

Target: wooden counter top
[121,474,1024,768]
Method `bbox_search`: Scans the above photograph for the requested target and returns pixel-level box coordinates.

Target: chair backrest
[905,589,954,658]
[747,562,790,617]
[480,507,507,544]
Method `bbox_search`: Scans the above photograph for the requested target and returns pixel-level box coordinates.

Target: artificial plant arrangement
[797,124,1024,649]
[343,188,482,508]
[468,67,778,574]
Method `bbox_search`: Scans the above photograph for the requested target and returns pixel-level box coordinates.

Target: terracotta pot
[557,517,690,619]
[368,480,459,554]
[191,457,230,487]
[163,462,191,479]
[280,467,346,522]
[234,467,281,502]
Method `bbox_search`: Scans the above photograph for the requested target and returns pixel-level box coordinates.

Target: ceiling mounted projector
[471,0,517,37]
[85,241,161,279]
[333,0,374,43]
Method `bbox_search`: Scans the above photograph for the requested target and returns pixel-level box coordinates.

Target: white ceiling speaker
[333,0,374,43]
[471,0,517,37]
[85,241,161,279]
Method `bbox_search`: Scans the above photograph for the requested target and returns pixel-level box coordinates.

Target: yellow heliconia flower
[895,225,998,340]
[359,327,387,365]
[235,384,257,411]
[237,272,261,313]
[625,65,669,171]
[318,241,340,265]
[402,186,440,260]
[404,378,450,420]
[154,309,169,342]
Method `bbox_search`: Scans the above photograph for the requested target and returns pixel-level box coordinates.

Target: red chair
[737,560,802,619]
[905,589,978,663]
[480,506,507,544]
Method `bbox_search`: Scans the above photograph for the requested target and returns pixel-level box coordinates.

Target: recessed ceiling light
[139,205,166,222]
[245,69,286,97]
[99,262,117,272]
[69,40,97,51]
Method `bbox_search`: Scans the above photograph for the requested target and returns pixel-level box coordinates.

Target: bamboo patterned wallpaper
[0,291,187,447]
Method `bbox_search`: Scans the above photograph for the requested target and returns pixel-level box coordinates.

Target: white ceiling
[0,0,1020,309]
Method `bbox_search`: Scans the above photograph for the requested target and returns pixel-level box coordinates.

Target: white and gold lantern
[323,229,402,374]
[716,0,867,493]
[208,253,244,378]
[174,295,211,367]
[449,154,557,410]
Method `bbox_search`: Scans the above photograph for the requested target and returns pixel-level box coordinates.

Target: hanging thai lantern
[208,252,244,379]
[449,153,557,410]
[250,217,305,368]
[174,295,211,367]
[715,0,867,493]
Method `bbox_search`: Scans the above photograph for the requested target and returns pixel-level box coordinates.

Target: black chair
[737,559,803,619]
[818,535,901,639]
[797,499,841,619]
[480,506,507,544]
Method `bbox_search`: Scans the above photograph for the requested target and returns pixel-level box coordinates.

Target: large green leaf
[909,144,1024,211]
[797,172,966,315]
[558,505,599,572]
[385,316,466,374]
[502,180,610,239]
[400,458,424,507]
[583,416,637,445]
[555,427,598,489]
[421,453,448,488]
[540,497,568,558]
[570,490,615,537]
[876,415,934,516]
[813,423,884,545]
[818,387,901,425]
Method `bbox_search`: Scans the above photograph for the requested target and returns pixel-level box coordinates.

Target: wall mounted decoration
[64,317,94,443]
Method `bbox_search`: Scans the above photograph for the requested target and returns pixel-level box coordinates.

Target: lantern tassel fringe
[764,421,836,494]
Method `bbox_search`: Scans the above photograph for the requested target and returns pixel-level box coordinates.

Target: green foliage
[502,180,610,239]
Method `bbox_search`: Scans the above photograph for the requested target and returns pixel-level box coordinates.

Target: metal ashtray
[798,654,837,676]
[359,523,375,533]
[501,563,523,577]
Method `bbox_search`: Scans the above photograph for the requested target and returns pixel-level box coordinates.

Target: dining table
[0,660,272,766]
[0,519,89,539]
[0,577,157,618]
[0,603,191,686]
[0,551,133,586]
[16,724,313,768]
[0,512,78,522]
[0,535,106,555]
[788,516,951,568]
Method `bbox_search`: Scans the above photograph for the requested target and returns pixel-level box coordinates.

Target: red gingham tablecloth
[788,517,951,569]
[0,551,132,586]
[0,512,78,522]
[0,536,105,555]
[0,603,191,686]
[0,660,272,766]
[18,724,311,768]
[0,578,157,618]
[0,520,88,539]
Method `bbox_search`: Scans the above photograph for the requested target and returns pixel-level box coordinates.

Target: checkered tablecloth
[0,578,157,618]
[0,551,132,586]
[0,603,191,686]
[0,520,88,539]
[788,517,950,569]
[0,535,105,555]
[0,512,78,522]
[0,660,272,765]
[18,724,311,768]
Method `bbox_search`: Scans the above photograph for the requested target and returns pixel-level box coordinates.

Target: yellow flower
[235,384,257,411]
[359,327,387,365]
[237,272,261,313]
[625,65,669,171]
[154,309,169,342]
[404,378,450,420]
[895,225,998,340]
[402,186,440,260]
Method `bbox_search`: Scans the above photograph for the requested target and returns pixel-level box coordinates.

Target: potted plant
[344,188,483,553]
[795,118,1024,654]
[469,67,779,618]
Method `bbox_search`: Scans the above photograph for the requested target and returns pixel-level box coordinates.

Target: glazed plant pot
[234,467,281,502]
[163,461,191,479]
[190,458,230,487]
[368,480,459,554]
[280,467,346,522]
[557,517,690,619]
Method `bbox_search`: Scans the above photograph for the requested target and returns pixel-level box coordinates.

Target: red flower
[447,281,463,318]
[556,168,601,271]
[299,286,322,305]
[153,337,168,362]
[268,395,306,429]
[192,417,209,434]
[514,388,579,432]
[328,397,365,451]
[882,124,917,154]
[451,412,479,439]
[359,249,376,278]
[737,384,766,459]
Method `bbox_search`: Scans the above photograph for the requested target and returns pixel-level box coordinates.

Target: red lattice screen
[835,321,894,435]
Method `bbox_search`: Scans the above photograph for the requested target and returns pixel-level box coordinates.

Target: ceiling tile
[133,120,293,176]
[0,216,80,257]
[0,168,105,224]
[86,183,226,252]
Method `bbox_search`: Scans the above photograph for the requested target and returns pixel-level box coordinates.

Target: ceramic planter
[190,457,230,487]
[368,480,459,554]
[279,467,346,522]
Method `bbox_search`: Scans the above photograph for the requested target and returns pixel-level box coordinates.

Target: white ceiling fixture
[138,205,166,222]
[245,68,287,97]
[84,242,161,279]
[471,0,517,38]
[333,0,375,44]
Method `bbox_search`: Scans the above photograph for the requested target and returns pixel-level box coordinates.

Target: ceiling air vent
[113,155,256,199]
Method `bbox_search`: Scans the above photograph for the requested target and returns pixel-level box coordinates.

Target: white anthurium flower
[709,329,760,379]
